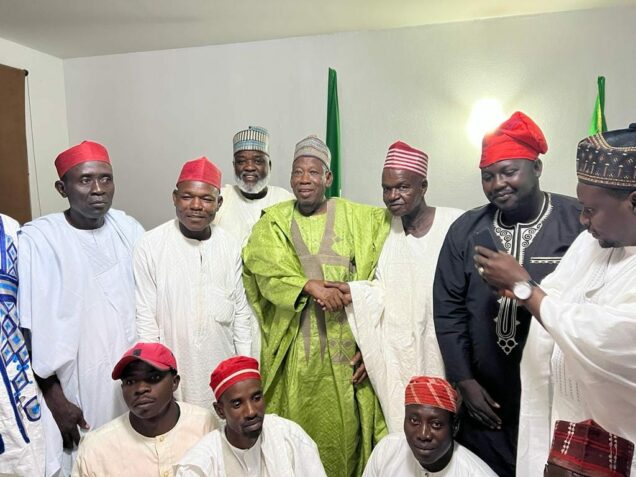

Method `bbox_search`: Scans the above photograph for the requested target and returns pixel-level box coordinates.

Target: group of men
[1,113,635,477]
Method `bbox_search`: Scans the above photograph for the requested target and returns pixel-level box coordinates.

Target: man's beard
[236,174,269,194]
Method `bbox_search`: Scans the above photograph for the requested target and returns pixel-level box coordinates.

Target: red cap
[111,342,177,380]
[548,420,634,477]
[383,141,429,178]
[405,376,458,414]
[480,111,548,168]
[177,156,222,189]
[210,356,261,401]
[54,141,111,178]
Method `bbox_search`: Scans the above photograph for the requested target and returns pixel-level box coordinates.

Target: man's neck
[64,209,105,230]
[129,401,180,438]
[179,222,212,241]
[296,198,329,217]
[401,204,435,238]
[500,191,545,225]
[225,426,259,450]
[239,186,268,201]
[420,442,454,473]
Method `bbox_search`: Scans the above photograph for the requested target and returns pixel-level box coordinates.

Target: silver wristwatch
[512,279,539,301]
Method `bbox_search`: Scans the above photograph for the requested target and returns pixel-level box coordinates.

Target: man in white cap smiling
[213,126,293,245]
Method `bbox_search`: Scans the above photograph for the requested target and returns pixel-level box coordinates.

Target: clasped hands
[303,279,351,312]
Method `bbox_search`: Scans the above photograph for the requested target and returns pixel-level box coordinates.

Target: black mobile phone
[473,228,498,251]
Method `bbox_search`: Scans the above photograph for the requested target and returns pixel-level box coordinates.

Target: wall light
[467,99,506,148]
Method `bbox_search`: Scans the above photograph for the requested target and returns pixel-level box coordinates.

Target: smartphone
[473,228,498,251]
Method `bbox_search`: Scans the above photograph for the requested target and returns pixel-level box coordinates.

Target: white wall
[64,6,636,229]
[0,37,69,218]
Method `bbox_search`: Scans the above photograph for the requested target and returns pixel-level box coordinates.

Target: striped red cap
[383,141,428,178]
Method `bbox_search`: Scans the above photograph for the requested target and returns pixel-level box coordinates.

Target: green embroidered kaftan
[243,198,390,477]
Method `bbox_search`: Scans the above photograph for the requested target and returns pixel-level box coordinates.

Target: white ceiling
[1,0,634,59]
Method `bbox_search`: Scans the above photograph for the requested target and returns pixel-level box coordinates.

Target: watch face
[513,281,532,300]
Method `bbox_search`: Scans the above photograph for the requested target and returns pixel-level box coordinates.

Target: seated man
[72,342,216,477]
[363,376,497,476]
[175,355,326,476]
[545,420,633,477]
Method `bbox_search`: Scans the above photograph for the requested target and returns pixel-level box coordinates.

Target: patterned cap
[209,356,261,401]
[111,342,177,380]
[293,135,331,169]
[55,141,111,178]
[233,126,269,155]
[405,376,458,414]
[548,420,634,477]
[480,111,548,168]
[383,141,429,178]
[576,124,636,190]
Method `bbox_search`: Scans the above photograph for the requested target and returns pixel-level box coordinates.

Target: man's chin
[236,177,268,195]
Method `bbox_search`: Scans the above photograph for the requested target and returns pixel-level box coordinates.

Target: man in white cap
[213,126,293,245]
[338,141,463,433]
[243,135,390,477]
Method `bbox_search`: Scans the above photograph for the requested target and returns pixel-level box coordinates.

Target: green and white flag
[326,68,341,198]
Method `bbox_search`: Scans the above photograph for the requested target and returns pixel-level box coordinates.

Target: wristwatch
[512,279,539,300]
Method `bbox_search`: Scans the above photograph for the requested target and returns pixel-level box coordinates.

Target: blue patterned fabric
[0,217,41,455]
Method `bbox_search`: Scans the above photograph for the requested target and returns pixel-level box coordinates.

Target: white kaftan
[213,185,293,245]
[134,220,253,411]
[174,414,327,477]
[362,434,497,477]
[517,231,636,476]
[18,209,143,477]
[72,402,216,477]
[346,207,463,432]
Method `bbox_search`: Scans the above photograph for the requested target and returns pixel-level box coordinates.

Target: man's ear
[213,401,225,420]
[533,159,544,178]
[55,180,67,198]
[421,179,428,195]
[172,189,179,206]
[629,190,636,214]
[172,374,180,393]
[452,413,460,438]
[325,170,334,188]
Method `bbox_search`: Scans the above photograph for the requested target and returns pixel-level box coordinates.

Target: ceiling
[1,0,634,59]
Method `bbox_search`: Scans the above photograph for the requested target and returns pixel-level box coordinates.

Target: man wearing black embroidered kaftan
[433,112,583,477]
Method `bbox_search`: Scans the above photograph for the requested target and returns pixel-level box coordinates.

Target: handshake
[302,280,352,312]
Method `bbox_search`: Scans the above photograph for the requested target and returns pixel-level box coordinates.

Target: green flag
[588,76,608,135]
[326,68,341,198]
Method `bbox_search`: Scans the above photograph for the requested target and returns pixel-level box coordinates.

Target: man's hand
[351,350,368,385]
[473,246,530,294]
[303,280,350,311]
[324,281,351,303]
[457,379,502,430]
[37,376,89,449]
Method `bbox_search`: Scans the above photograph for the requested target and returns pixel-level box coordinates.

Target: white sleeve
[133,238,160,342]
[539,293,636,382]
[361,444,383,477]
[231,251,253,356]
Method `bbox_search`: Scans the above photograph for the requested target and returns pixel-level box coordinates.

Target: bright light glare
[467,99,506,148]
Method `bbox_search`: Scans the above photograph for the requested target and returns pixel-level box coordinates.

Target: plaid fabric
[548,420,634,477]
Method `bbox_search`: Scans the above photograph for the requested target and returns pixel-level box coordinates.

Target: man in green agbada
[243,135,390,477]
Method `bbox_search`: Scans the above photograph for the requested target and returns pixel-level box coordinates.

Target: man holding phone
[433,111,583,477]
